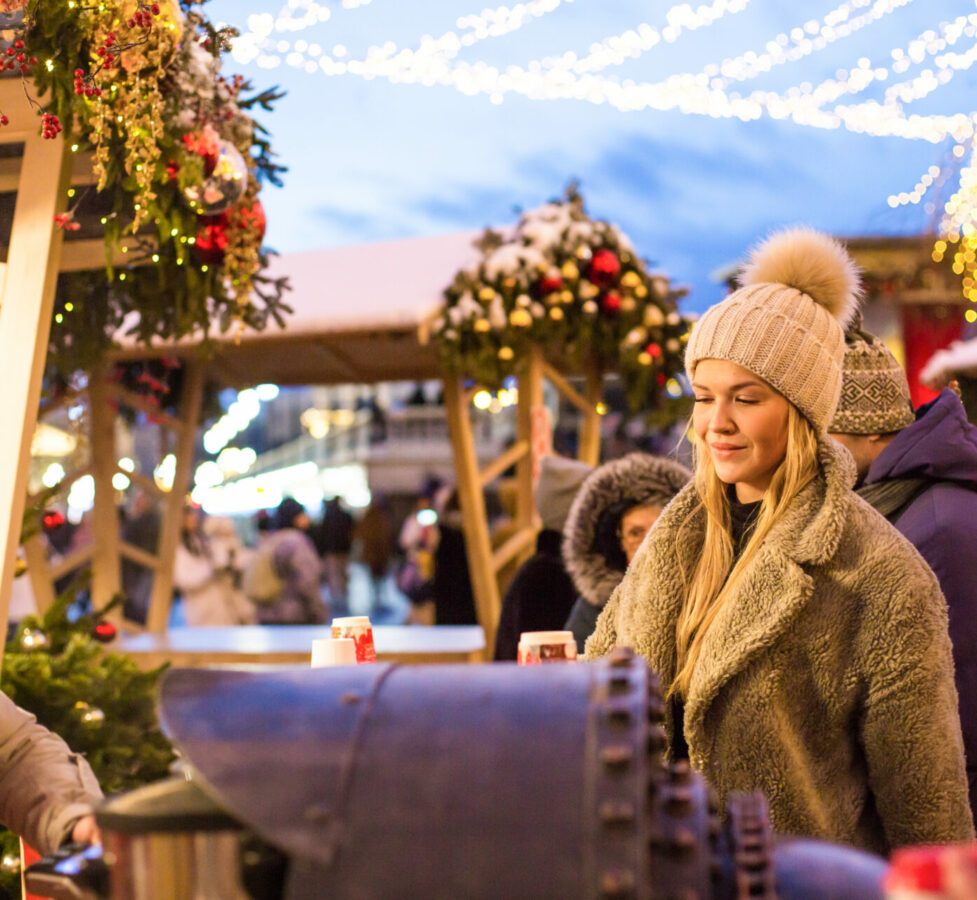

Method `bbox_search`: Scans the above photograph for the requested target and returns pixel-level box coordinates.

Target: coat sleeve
[859,563,975,847]
[583,587,621,659]
[0,692,102,854]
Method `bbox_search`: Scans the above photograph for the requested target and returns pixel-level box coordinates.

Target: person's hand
[942,844,977,899]
[70,815,101,846]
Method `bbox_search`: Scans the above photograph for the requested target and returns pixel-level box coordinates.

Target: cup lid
[332,616,372,627]
[518,630,575,644]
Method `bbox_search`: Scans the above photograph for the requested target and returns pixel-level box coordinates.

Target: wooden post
[444,375,499,657]
[0,98,71,665]
[88,369,123,614]
[578,366,603,466]
[515,346,544,531]
[146,360,205,633]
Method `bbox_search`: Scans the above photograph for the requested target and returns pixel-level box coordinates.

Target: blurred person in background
[354,495,395,610]
[314,496,354,608]
[173,507,255,626]
[243,497,325,624]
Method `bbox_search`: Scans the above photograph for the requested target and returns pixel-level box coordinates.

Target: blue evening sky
[208,0,977,311]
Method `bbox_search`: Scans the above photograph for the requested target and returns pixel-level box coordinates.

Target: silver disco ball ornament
[183,139,248,216]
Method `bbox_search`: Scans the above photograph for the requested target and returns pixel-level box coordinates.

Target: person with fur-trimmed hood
[563,453,690,653]
[586,227,974,852]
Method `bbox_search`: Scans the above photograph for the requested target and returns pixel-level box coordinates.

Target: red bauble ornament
[645,342,662,358]
[601,291,622,314]
[537,274,563,296]
[193,201,266,266]
[93,620,117,643]
[588,249,621,288]
[194,215,228,264]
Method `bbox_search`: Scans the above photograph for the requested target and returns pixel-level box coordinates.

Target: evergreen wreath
[434,185,693,410]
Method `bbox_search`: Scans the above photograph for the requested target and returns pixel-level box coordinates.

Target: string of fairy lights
[228,0,977,318]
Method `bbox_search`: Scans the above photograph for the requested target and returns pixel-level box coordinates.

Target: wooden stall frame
[444,346,604,657]
[0,81,71,668]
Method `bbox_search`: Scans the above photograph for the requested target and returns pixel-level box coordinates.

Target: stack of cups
[517,630,578,665]
[311,637,357,668]
[331,615,377,663]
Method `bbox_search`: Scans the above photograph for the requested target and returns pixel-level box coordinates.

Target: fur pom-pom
[739,226,861,327]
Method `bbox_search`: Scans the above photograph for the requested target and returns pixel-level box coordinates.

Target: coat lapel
[682,438,856,759]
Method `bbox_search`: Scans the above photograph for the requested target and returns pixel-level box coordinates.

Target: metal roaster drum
[25,649,888,899]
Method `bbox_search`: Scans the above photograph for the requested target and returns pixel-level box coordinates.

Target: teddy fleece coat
[586,438,974,853]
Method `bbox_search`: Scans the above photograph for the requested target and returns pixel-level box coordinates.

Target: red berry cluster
[93,31,121,70]
[73,68,102,98]
[41,112,62,139]
[0,115,8,127]
[3,40,38,75]
[127,3,161,29]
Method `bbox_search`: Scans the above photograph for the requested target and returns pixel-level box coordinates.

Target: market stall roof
[110,229,484,386]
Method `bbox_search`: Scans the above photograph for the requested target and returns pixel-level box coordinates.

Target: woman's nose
[709,400,735,433]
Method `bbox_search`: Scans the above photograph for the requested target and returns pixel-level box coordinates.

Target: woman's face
[692,359,790,503]
[619,504,663,565]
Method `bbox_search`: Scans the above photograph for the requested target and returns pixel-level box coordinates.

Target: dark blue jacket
[865,388,977,812]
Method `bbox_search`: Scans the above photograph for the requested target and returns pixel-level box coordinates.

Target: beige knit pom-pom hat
[685,226,862,433]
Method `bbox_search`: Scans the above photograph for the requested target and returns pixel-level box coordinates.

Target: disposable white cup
[311,637,357,668]
[517,630,578,664]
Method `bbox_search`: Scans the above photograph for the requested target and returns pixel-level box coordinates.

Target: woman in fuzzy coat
[586,227,974,853]
[563,452,691,652]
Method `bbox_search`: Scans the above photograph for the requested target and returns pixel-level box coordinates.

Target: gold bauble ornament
[560,261,580,280]
[474,318,491,333]
[502,277,517,289]
[579,281,599,300]
[634,285,648,299]
[638,351,652,366]
[509,309,533,328]
[644,306,664,327]
[549,307,564,321]
[498,346,515,361]
[620,271,641,289]
[575,245,593,260]
[478,287,496,303]
[621,297,637,313]
[516,294,532,308]
[582,300,599,315]
[559,290,575,305]
[667,339,681,353]
[626,327,647,345]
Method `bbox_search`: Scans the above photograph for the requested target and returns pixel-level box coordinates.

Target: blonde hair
[669,404,819,699]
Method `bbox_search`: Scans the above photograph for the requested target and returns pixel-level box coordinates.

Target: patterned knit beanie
[828,321,915,435]
[685,227,862,433]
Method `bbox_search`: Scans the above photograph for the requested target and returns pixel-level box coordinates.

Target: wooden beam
[0,124,71,667]
[22,535,57,617]
[48,545,95,583]
[105,383,186,434]
[578,365,603,467]
[515,346,544,532]
[478,439,530,487]
[0,150,96,193]
[58,236,145,273]
[541,360,591,413]
[491,526,538,574]
[146,360,205,633]
[88,370,122,614]
[444,374,500,658]
[118,542,160,572]
[121,466,167,499]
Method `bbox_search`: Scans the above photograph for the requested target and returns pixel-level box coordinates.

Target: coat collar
[619,438,856,762]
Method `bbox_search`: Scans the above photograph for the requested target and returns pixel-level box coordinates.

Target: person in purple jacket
[829,322,977,815]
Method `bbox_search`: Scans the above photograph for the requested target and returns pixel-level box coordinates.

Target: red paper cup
[517,630,578,665]
[331,616,377,663]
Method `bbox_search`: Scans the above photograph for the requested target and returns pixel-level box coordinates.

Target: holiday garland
[0,0,291,378]
[434,186,693,410]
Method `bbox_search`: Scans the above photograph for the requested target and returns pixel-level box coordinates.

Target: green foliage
[0,586,174,898]
[434,184,694,411]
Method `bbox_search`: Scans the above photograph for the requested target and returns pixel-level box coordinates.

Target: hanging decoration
[434,185,692,410]
[0,0,290,379]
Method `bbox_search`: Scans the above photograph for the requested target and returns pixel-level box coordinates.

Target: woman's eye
[693,396,712,403]
[736,397,758,405]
